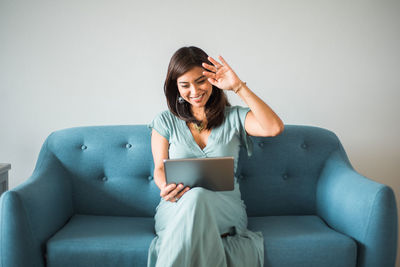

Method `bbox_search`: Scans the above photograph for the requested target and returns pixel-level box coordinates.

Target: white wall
[1,0,399,265]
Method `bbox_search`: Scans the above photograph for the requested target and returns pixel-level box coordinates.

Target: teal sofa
[0,125,397,267]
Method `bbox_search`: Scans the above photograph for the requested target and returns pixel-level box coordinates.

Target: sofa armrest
[316,142,398,267]
[0,134,74,267]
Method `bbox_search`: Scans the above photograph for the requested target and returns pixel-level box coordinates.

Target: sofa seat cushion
[46,214,155,267]
[248,215,357,267]
[46,214,357,267]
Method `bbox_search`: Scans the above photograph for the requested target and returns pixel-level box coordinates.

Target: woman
[147,46,284,267]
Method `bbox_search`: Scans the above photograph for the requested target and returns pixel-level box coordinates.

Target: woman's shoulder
[155,109,173,118]
[152,109,181,126]
[224,105,250,118]
[222,105,250,131]
[148,109,181,140]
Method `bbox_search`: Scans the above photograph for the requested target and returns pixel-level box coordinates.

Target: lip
[190,94,205,99]
[190,94,205,102]
[189,94,205,104]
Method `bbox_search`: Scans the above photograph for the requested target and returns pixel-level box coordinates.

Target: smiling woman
[147,46,284,267]
[178,68,210,104]
[164,46,230,131]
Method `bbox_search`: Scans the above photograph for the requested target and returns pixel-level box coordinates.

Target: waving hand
[202,56,243,92]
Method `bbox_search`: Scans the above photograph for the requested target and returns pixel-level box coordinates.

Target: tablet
[163,157,234,191]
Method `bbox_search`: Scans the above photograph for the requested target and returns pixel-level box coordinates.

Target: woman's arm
[151,129,169,190]
[202,55,284,137]
[235,82,284,137]
[151,129,190,202]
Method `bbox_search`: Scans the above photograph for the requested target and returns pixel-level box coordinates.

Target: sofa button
[282,174,289,180]
[258,142,264,148]
[148,175,153,181]
[102,176,108,182]
[81,145,87,150]
[301,143,307,149]
[126,143,132,149]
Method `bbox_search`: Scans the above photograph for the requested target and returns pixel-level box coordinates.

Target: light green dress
[147,105,264,267]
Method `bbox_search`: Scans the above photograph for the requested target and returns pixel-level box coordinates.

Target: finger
[165,192,176,202]
[176,187,190,199]
[202,62,217,72]
[218,55,231,69]
[208,56,223,68]
[160,183,176,198]
[166,183,184,201]
[172,187,190,202]
[174,183,184,194]
[207,77,218,86]
[202,70,216,79]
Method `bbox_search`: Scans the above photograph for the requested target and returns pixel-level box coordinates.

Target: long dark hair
[164,46,230,129]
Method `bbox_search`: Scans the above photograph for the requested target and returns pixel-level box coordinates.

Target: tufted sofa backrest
[42,124,343,217]
[237,125,341,216]
[45,125,159,217]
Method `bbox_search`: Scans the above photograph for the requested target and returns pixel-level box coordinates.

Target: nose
[190,85,201,94]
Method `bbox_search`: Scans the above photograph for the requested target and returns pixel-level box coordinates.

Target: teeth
[191,94,204,100]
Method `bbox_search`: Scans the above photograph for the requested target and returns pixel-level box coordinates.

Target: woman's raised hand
[160,182,190,203]
[202,55,243,92]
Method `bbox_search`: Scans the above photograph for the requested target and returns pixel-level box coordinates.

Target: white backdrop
[1,0,399,265]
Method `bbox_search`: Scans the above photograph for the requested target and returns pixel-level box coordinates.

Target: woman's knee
[181,187,213,206]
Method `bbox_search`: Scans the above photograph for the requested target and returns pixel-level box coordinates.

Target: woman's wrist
[154,174,167,191]
[232,81,247,94]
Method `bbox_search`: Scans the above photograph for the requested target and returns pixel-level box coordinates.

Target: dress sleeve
[235,106,253,157]
[148,111,171,141]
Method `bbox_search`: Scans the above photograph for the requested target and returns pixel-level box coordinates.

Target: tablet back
[163,157,234,191]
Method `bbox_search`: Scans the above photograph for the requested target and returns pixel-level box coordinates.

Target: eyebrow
[178,75,205,84]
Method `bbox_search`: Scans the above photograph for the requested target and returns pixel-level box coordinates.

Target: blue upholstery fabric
[248,216,357,267]
[237,126,339,216]
[45,125,160,217]
[46,215,356,267]
[0,136,73,267]
[0,124,397,267]
[316,142,398,267]
[46,215,155,267]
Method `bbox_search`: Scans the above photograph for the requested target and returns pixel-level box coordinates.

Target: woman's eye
[180,80,206,88]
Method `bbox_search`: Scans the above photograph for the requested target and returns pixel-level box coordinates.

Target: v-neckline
[183,121,214,152]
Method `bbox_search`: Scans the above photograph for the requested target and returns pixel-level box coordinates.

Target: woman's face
[177,66,213,109]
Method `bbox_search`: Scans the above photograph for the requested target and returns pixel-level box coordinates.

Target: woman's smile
[190,93,205,101]
[177,66,213,108]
